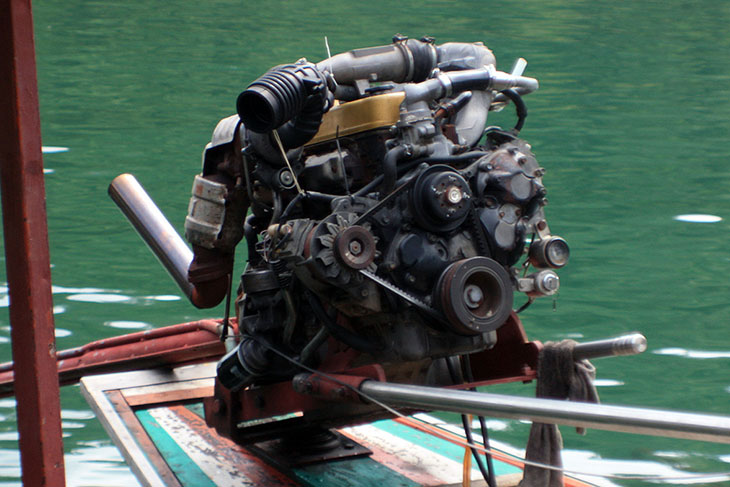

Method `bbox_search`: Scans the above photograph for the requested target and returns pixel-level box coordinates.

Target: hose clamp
[436,72,453,97]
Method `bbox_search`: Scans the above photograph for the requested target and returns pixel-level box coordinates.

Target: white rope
[271,130,304,195]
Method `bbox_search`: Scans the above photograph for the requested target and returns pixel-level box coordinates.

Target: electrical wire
[334,126,351,197]
[220,273,233,342]
[243,336,730,483]
[445,357,494,487]
[462,354,497,487]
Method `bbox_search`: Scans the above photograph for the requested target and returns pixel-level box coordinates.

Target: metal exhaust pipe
[108,174,194,301]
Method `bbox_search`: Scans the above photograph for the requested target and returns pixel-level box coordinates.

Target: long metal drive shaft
[359,380,730,444]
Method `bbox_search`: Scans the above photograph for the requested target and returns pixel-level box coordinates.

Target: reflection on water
[0,0,728,485]
[654,348,730,359]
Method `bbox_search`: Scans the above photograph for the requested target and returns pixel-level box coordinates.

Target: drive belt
[359,269,446,324]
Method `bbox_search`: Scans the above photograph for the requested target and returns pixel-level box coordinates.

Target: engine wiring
[246,335,730,484]
[445,356,496,487]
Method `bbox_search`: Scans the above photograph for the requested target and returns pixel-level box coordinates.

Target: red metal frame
[0,319,235,397]
[0,0,66,485]
[204,313,541,444]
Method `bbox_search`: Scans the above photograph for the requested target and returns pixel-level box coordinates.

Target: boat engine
[183,36,569,435]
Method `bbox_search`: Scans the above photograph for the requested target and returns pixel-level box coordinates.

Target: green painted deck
[81,363,594,487]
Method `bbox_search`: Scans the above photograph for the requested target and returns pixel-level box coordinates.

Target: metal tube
[0,0,67,484]
[109,174,194,299]
[573,333,647,361]
[359,380,730,444]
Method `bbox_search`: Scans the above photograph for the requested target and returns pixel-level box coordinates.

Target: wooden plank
[82,363,596,487]
[124,385,214,407]
[105,391,182,487]
[81,375,169,487]
[136,409,217,487]
[293,457,421,487]
[404,415,596,487]
[340,425,455,486]
[144,405,300,486]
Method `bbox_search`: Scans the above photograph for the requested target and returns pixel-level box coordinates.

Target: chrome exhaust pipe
[108,174,194,301]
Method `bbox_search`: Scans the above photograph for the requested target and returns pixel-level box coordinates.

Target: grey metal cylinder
[108,174,194,300]
[358,380,730,444]
[573,333,647,361]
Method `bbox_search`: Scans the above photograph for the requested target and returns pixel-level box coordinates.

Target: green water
[1,1,729,485]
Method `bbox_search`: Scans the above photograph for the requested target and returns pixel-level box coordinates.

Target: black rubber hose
[304,291,381,354]
[276,191,337,225]
[237,63,329,149]
[277,91,327,149]
[499,89,527,134]
[381,145,408,194]
[244,214,263,266]
[354,151,487,197]
[278,193,305,223]
[415,151,487,165]
[404,38,437,82]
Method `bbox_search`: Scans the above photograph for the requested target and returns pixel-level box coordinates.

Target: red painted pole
[0,0,67,485]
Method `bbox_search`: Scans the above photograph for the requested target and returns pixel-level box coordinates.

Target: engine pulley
[412,165,472,232]
[307,212,378,285]
[436,256,513,335]
[334,225,377,270]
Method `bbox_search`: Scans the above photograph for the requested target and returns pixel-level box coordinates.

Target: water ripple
[41,146,69,153]
[673,214,722,223]
[104,320,151,330]
[66,294,134,304]
[654,348,730,359]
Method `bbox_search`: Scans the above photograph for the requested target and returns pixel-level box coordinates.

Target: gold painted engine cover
[307,92,405,146]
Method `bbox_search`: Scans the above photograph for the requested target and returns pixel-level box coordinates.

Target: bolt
[446,186,463,204]
[464,284,484,309]
[406,273,416,284]
[360,288,369,297]
[279,170,294,187]
[540,273,559,292]
[349,239,363,256]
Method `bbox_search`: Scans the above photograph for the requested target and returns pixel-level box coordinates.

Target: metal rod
[109,174,194,299]
[0,0,67,484]
[359,380,730,444]
[573,333,647,361]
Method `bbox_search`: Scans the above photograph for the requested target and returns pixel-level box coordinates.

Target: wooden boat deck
[80,363,594,487]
